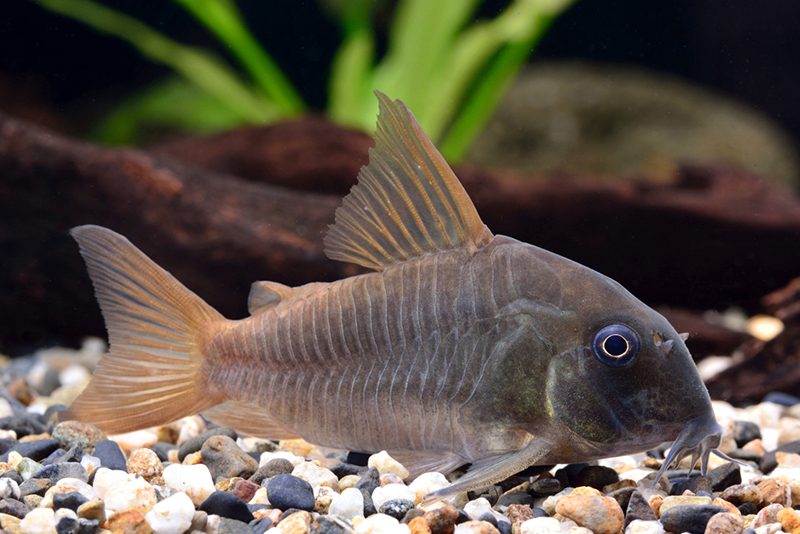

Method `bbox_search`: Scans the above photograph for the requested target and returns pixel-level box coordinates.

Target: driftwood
[2,113,800,362]
[706,278,800,404]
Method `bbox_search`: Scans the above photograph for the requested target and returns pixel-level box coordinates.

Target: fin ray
[324,91,492,271]
[61,225,225,434]
[204,401,301,440]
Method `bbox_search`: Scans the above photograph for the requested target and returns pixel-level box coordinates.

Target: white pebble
[19,506,57,534]
[145,491,196,534]
[0,398,14,419]
[329,487,364,519]
[625,520,665,534]
[259,450,306,467]
[42,478,96,508]
[372,483,416,510]
[407,472,449,504]
[249,487,270,505]
[355,513,410,534]
[520,517,562,534]
[463,497,508,525]
[55,508,77,523]
[176,415,206,446]
[0,478,20,500]
[104,476,158,513]
[93,468,131,500]
[292,462,340,492]
[368,451,410,479]
[59,363,90,388]
[110,430,158,453]
[81,454,101,475]
[162,463,215,506]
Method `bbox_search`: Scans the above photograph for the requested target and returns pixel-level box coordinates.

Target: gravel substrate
[3,339,800,534]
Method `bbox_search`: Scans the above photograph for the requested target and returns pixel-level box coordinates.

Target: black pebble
[249,516,274,534]
[454,509,471,524]
[93,440,127,472]
[573,465,619,490]
[33,462,88,483]
[497,520,513,534]
[56,514,77,534]
[0,497,33,518]
[0,438,59,463]
[149,442,176,462]
[252,458,294,486]
[199,491,255,523]
[345,451,371,466]
[670,475,712,495]
[217,517,253,534]
[738,502,758,515]
[360,488,376,517]
[40,404,67,428]
[527,477,562,497]
[478,513,498,527]
[20,477,52,497]
[330,462,361,479]
[555,462,591,488]
[76,518,100,534]
[531,507,548,518]
[314,516,355,534]
[52,490,89,512]
[733,420,762,447]
[0,416,47,439]
[763,392,800,406]
[708,462,742,491]
[402,508,425,524]
[354,466,380,493]
[497,491,534,507]
[55,442,84,464]
[761,439,800,473]
[607,486,636,511]
[660,504,727,534]
[0,438,17,456]
[178,427,237,462]
[379,499,416,520]
[625,490,657,528]
[1,469,22,485]
[42,449,67,466]
[266,474,315,512]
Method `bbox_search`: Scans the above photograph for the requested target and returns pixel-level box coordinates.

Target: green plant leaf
[92,77,248,145]
[328,29,376,129]
[31,0,281,123]
[171,0,305,114]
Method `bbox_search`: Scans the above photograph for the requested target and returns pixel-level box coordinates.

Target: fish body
[64,92,722,498]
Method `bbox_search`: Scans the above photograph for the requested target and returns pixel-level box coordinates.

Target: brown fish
[64,91,725,500]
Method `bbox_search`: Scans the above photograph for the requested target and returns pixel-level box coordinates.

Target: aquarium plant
[30,0,575,162]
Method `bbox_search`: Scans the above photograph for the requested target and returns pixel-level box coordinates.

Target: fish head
[513,244,722,465]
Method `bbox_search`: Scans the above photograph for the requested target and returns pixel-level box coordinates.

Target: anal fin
[389,450,467,480]
[203,401,301,440]
[421,436,554,505]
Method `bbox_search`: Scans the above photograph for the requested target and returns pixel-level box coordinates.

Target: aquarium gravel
[1,339,800,534]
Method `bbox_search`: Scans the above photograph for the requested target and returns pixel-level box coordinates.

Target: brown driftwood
[706,278,800,404]
[2,113,800,358]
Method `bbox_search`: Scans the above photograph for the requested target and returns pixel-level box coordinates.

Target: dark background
[2,0,800,142]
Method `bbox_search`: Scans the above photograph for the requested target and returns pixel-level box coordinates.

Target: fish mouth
[653,415,725,484]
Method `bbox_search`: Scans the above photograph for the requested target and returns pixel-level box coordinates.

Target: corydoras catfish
[64,91,725,500]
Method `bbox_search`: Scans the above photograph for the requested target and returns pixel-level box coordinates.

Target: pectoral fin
[421,436,554,505]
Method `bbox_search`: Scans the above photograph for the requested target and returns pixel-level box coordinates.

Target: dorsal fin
[324,91,492,271]
[248,281,330,314]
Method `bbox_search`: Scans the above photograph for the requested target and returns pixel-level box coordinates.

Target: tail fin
[61,225,225,434]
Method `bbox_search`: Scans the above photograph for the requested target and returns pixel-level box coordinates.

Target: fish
[63,91,726,501]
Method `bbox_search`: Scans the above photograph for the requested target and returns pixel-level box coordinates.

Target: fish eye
[592,324,640,368]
